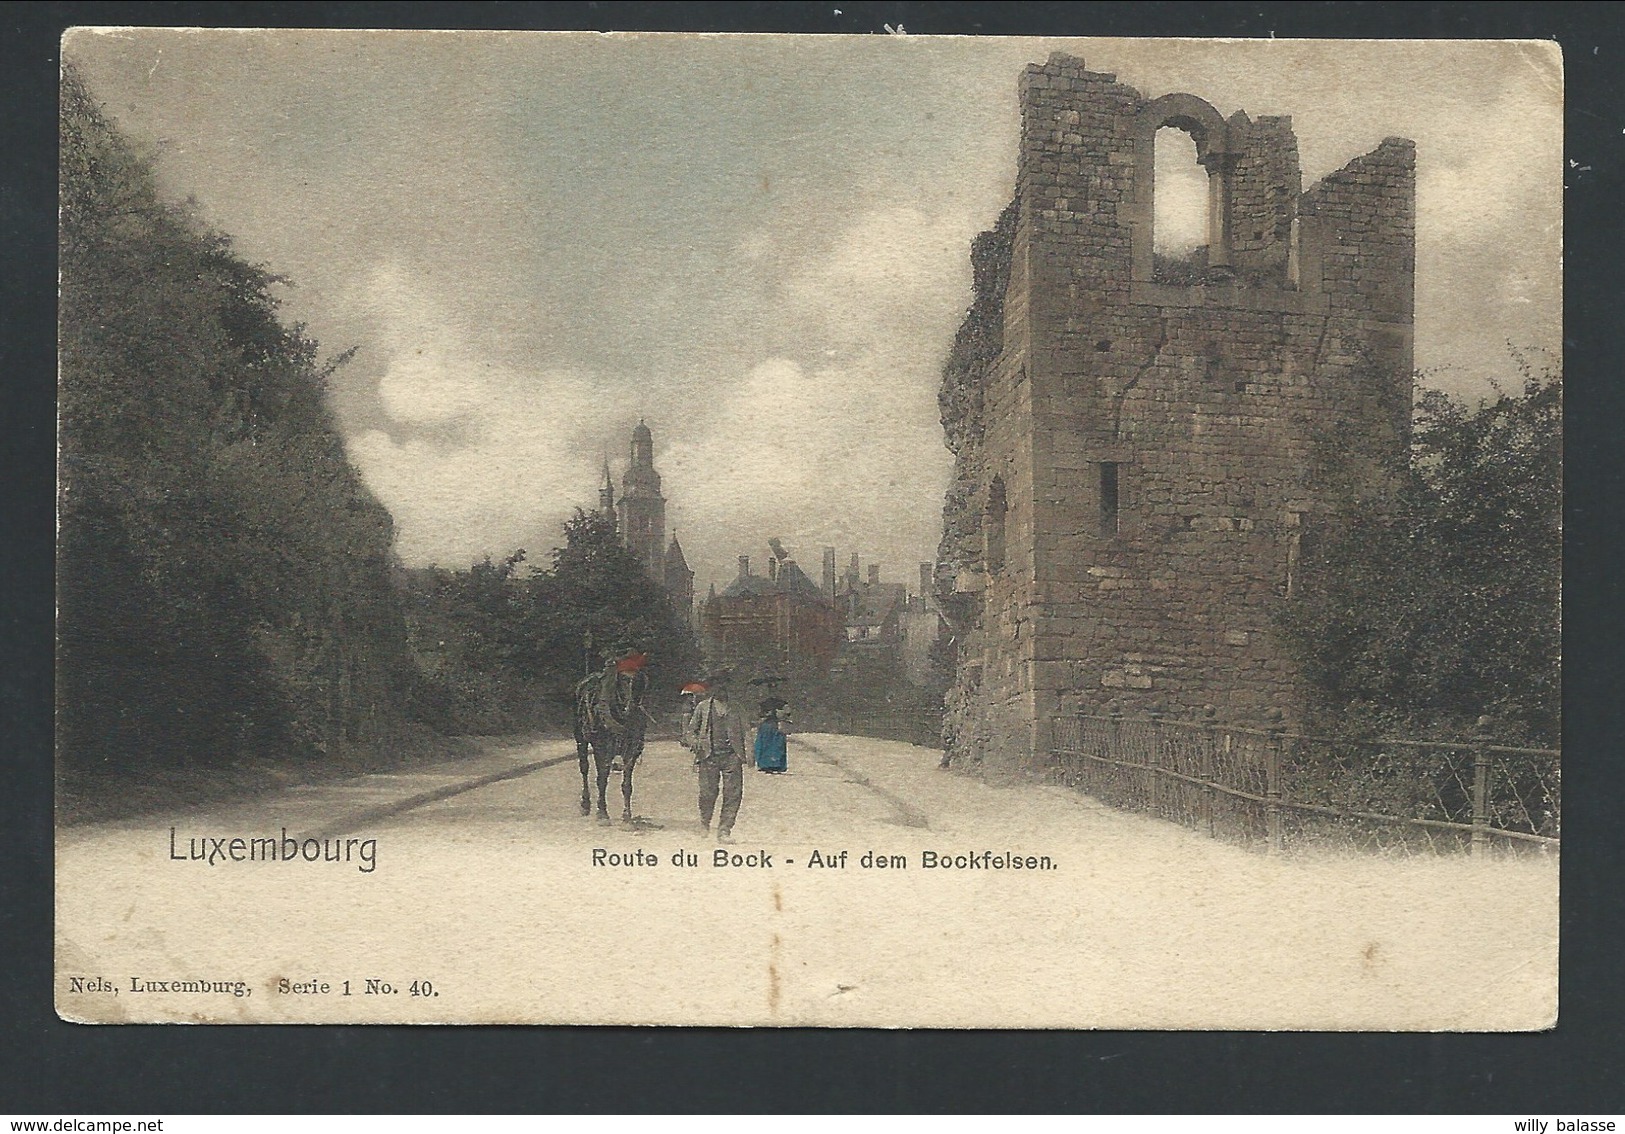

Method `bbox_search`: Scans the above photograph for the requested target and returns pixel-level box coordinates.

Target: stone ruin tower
[936,53,1415,773]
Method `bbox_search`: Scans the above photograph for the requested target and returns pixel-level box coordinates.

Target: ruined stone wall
[937,203,1015,586]
[936,204,1014,766]
[1229,115,1300,284]
[937,53,1414,775]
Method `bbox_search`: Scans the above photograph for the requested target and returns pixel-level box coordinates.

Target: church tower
[617,420,666,578]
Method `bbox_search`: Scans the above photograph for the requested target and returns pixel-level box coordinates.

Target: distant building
[817,555,947,747]
[837,560,907,660]
[899,562,945,688]
[596,421,694,630]
[827,556,944,689]
[664,533,695,632]
[700,543,842,678]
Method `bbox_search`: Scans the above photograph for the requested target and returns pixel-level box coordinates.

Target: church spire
[664,529,695,632]
[598,455,615,519]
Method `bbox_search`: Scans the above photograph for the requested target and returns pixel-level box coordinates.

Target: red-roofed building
[699,544,842,678]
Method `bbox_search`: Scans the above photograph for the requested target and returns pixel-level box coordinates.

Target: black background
[5,2,1622,1115]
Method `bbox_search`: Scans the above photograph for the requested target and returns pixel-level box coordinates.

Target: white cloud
[784,204,978,345]
[341,223,967,580]
[659,354,949,591]
[343,264,605,566]
[658,204,971,590]
[68,33,1561,584]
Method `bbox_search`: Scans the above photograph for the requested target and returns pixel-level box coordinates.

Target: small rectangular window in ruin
[1287,215,1301,288]
[1099,462,1120,536]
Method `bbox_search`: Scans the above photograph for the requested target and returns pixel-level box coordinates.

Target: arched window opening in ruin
[984,477,1008,575]
[1153,126,1211,283]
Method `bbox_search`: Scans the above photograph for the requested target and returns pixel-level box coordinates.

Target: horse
[572,662,651,825]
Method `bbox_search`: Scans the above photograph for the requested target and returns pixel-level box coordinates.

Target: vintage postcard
[56,30,1561,1028]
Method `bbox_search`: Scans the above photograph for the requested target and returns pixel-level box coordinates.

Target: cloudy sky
[64,32,1562,593]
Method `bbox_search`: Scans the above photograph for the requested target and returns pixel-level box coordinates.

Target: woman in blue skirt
[754,697,790,774]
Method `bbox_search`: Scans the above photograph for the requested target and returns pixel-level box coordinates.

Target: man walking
[687,670,749,843]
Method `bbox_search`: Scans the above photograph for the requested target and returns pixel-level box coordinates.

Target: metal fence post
[1147,703,1164,816]
[1068,699,1088,785]
[1201,704,1217,838]
[1471,714,1493,857]
[1265,708,1284,854]
[1107,701,1123,799]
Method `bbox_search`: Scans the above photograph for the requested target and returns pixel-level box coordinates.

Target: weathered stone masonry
[937,54,1415,773]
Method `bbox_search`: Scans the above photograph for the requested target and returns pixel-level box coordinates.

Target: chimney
[768,557,779,582]
[920,562,933,602]
[847,553,860,586]
[738,555,750,578]
[822,547,837,602]
[868,564,880,586]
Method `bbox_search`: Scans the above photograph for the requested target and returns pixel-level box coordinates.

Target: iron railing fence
[1050,709,1559,855]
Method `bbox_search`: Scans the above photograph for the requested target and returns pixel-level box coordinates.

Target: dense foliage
[58,69,415,782]
[402,511,702,733]
[1277,372,1561,744]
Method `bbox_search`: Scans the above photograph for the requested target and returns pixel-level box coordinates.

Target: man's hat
[615,651,650,674]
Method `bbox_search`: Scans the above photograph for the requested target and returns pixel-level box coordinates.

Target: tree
[58,66,414,784]
[1276,370,1561,743]
[534,511,702,706]
[397,514,703,732]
